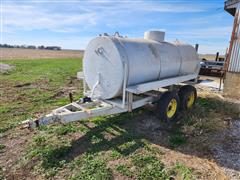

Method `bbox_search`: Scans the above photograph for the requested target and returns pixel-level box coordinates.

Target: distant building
[38,45,45,49]
[27,45,36,49]
[224,0,240,99]
[45,46,61,50]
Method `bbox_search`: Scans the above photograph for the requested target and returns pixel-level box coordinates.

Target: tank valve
[79,96,92,103]
[98,47,103,54]
[95,47,104,55]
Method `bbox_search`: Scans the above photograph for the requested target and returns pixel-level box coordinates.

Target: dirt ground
[196,86,240,180]
[0,48,83,60]
[1,58,240,179]
[1,86,240,179]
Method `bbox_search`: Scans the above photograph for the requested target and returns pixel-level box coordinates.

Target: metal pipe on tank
[195,44,199,53]
[215,52,219,61]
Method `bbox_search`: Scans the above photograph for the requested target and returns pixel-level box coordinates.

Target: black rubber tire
[157,91,180,122]
[178,85,197,110]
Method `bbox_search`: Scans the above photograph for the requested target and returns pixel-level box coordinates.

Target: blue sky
[1,0,234,54]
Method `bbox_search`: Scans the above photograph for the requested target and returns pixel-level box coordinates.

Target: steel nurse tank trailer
[22,31,200,128]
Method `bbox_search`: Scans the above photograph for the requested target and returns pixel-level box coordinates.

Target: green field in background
[0,58,83,132]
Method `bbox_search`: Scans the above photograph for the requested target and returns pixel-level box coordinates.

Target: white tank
[83,31,199,99]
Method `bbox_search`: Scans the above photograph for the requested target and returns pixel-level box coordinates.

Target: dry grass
[199,54,225,61]
[0,48,84,60]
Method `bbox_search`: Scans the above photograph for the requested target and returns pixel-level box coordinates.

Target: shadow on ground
[40,97,240,176]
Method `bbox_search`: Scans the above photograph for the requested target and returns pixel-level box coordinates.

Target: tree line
[0,44,61,50]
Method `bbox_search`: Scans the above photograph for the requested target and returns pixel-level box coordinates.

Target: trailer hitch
[21,119,39,129]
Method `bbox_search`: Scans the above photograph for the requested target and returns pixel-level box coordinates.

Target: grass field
[0,58,83,132]
[0,58,239,179]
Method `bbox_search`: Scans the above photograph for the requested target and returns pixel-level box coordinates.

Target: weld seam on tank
[113,38,130,86]
[175,45,184,76]
[157,44,162,80]
[157,41,163,79]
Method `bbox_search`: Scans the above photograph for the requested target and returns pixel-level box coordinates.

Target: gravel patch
[211,120,240,180]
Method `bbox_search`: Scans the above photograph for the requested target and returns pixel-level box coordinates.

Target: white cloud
[1,0,232,53]
[2,3,98,32]
[166,26,232,54]
[3,33,92,50]
[85,0,212,13]
[2,0,212,33]
[172,12,230,26]
[198,44,228,55]
[169,26,232,39]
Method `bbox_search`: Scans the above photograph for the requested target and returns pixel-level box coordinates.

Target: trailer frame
[22,71,198,129]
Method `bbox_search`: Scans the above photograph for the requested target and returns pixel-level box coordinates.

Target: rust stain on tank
[148,44,159,58]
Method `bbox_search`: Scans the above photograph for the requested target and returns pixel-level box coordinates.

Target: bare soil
[1,115,239,179]
[0,48,83,60]
[1,95,240,179]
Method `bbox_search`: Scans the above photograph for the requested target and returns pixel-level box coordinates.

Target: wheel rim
[167,99,177,119]
[187,92,195,108]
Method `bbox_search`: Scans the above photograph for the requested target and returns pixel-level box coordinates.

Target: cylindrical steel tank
[83,31,199,99]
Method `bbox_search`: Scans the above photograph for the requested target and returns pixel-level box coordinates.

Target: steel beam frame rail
[22,94,155,128]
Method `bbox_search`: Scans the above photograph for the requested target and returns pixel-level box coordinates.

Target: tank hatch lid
[144,31,165,42]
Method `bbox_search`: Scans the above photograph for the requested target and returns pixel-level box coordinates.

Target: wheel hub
[187,92,195,108]
[167,99,177,118]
